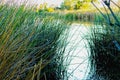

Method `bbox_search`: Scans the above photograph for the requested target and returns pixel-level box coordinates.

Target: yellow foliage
[36,8,39,12]
[47,8,54,12]
[82,3,91,9]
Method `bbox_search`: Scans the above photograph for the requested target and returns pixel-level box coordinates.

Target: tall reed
[0,4,69,80]
[88,0,120,79]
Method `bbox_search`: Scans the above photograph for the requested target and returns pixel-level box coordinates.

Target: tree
[74,1,83,9]
[60,0,75,10]
[60,0,95,10]
[36,2,48,12]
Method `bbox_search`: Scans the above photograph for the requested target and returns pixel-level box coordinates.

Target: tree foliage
[60,0,97,10]
[60,0,75,10]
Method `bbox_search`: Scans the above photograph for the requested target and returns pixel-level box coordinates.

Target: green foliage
[60,0,94,10]
[88,23,120,79]
[37,3,55,13]
[0,4,69,80]
[88,1,120,79]
[74,1,83,9]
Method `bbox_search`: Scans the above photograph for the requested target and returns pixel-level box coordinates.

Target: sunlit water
[64,23,91,80]
[63,23,106,80]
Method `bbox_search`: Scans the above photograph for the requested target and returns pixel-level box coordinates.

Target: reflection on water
[65,23,91,80]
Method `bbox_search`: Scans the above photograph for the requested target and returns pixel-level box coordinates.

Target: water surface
[65,23,91,80]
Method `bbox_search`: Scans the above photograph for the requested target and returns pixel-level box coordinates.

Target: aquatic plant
[88,0,120,79]
[0,4,70,80]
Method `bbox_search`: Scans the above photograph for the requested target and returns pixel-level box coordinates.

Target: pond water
[64,23,106,80]
[64,23,91,80]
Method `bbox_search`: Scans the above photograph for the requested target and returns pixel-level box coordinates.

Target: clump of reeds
[88,25,120,80]
[0,4,69,80]
[88,0,120,79]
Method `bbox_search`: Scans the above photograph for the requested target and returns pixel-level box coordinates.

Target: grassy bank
[38,6,119,23]
[37,11,95,22]
[0,5,70,80]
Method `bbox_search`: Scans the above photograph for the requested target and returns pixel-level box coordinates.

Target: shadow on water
[88,25,120,80]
